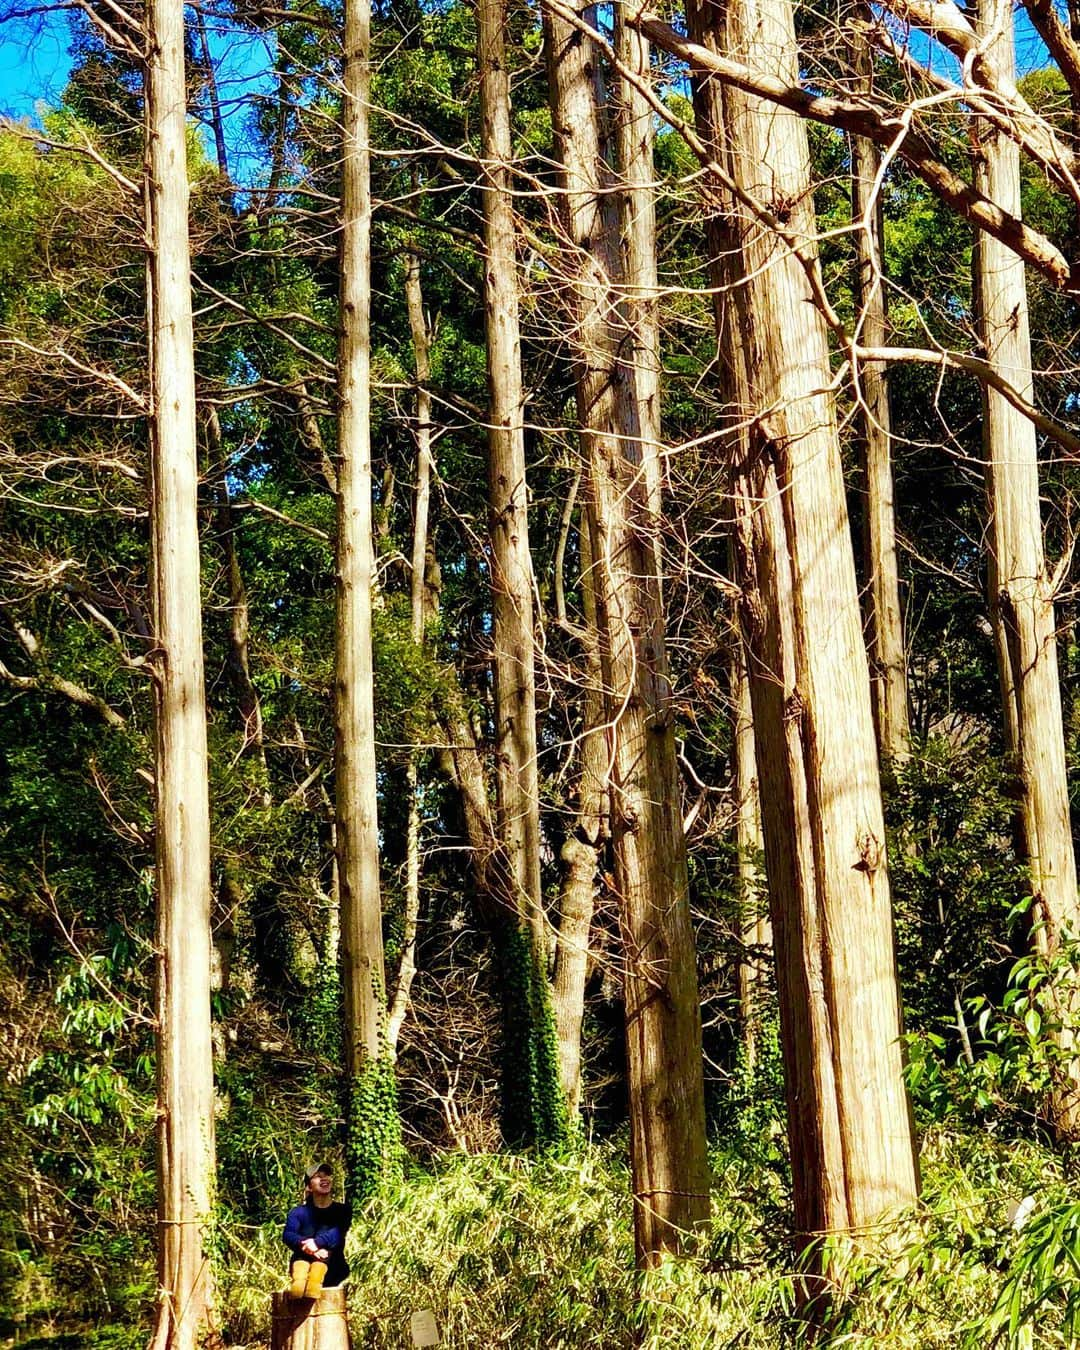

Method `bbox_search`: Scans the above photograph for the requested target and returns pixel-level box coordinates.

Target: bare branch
[630,10,1077,291]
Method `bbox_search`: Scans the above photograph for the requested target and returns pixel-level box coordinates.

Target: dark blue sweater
[283,1199,351,1287]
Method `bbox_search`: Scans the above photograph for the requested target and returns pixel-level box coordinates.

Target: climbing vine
[346,1053,403,1205]
[296,953,343,1061]
[496,924,571,1151]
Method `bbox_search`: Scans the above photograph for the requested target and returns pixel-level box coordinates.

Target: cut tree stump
[270,1287,350,1350]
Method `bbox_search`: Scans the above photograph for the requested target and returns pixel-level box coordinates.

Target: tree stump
[270,1287,350,1350]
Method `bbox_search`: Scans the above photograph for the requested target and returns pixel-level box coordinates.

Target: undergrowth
[211,1125,1080,1349]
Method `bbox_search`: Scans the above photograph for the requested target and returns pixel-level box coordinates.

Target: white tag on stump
[410,1308,440,1347]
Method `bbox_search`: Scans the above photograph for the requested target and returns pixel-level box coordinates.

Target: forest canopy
[3,0,1080,1344]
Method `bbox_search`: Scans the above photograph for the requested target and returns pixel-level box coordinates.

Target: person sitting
[282,1162,351,1300]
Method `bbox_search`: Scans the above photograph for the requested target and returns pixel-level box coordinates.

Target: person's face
[309,1169,333,1198]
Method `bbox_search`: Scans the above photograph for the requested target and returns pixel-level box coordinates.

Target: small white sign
[410,1308,440,1347]
[1008,1195,1036,1231]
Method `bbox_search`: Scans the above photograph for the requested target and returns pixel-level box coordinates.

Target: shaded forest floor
[7,1122,1080,1349]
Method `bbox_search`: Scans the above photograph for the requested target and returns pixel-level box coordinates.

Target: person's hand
[316,1248,329,1261]
[301,1239,319,1256]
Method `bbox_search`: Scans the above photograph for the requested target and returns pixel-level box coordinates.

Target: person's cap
[304,1161,332,1182]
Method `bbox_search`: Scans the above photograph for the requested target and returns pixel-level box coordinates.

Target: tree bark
[337,0,399,1189]
[732,633,768,1066]
[479,0,569,1149]
[478,0,545,957]
[543,0,710,1265]
[690,0,918,1256]
[270,1289,349,1350]
[145,0,216,1341]
[551,518,607,1116]
[632,10,1075,292]
[975,0,1080,1137]
[614,5,663,533]
[207,410,268,773]
[387,251,433,1057]
[295,382,338,495]
[193,2,228,179]
[851,35,910,764]
[684,0,770,1078]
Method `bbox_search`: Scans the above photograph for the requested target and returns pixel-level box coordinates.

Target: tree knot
[853,830,883,874]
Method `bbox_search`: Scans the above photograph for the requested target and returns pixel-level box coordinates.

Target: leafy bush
[211,1126,1080,1349]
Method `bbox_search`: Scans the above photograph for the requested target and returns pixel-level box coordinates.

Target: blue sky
[0,2,1057,166]
[0,11,74,120]
[0,7,277,181]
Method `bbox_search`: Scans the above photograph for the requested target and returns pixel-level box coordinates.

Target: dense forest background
[4,0,1080,1343]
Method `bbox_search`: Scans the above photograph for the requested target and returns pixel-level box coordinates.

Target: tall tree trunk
[206,409,276,1014]
[145,0,216,1342]
[478,0,544,954]
[684,0,770,1077]
[478,0,568,1147]
[691,0,918,1259]
[336,0,400,1194]
[613,5,663,532]
[193,2,228,179]
[295,381,339,494]
[851,31,909,763]
[551,517,608,1117]
[543,0,710,1265]
[206,410,267,773]
[975,0,1080,1137]
[387,251,433,1057]
[732,633,768,1066]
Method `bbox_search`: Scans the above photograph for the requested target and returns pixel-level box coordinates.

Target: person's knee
[304,1260,328,1299]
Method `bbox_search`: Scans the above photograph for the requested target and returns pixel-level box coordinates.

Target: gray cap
[304,1161,332,1182]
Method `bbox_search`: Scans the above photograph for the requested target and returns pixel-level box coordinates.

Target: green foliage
[883,742,1080,1134]
[984,1199,1080,1347]
[0,125,114,326]
[961,940,1080,1131]
[206,1127,1080,1347]
[279,1145,790,1349]
[216,1055,342,1225]
[798,1127,1080,1349]
[347,1055,404,1205]
[26,954,153,1135]
[295,954,344,1059]
[711,1018,788,1166]
[887,739,1028,1056]
[495,925,571,1152]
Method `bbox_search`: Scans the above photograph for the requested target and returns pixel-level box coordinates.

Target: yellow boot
[289,1260,311,1298]
[304,1260,328,1300]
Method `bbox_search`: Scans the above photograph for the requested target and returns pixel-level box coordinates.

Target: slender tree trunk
[851,31,909,763]
[684,0,770,1076]
[613,6,663,531]
[295,382,338,494]
[551,518,607,1116]
[262,68,290,224]
[387,251,433,1057]
[691,0,918,1258]
[543,0,710,1265]
[479,0,568,1147]
[193,2,228,179]
[732,633,768,1066]
[291,713,341,969]
[975,0,1080,1137]
[478,0,544,955]
[145,0,216,1342]
[404,254,434,650]
[336,0,399,1192]
[206,410,267,773]
[206,409,277,1012]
